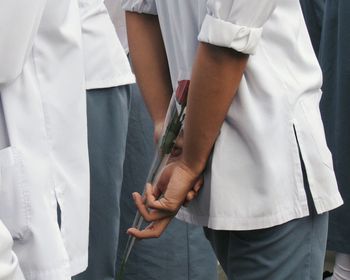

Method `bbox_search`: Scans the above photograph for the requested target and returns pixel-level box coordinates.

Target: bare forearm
[183,42,248,174]
[126,12,173,124]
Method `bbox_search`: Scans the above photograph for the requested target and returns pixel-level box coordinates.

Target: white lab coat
[79,0,134,89]
[0,0,89,279]
[0,221,24,280]
[123,0,343,230]
[104,0,129,52]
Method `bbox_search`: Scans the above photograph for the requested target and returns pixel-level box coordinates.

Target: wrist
[180,157,207,178]
[153,119,165,144]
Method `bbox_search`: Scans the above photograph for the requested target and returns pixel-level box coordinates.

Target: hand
[155,127,202,205]
[127,160,200,239]
[154,121,202,204]
[153,156,203,206]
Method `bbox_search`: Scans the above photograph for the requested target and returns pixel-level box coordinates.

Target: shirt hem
[85,74,135,90]
[177,193,343,230]
[177,203,317,231]
[21,253,87,280]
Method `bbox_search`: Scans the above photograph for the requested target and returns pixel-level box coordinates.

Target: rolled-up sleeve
[0,0,45,87]
[121,0,157,15]
[198,0,277,54]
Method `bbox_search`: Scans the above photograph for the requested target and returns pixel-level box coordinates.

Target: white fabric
[0,0,45,87]
[104,0,129,52]
[0,97,9,149]
[0,221,24,280]
[122,0,157,15]
[123,0,343,231]
[79,0,135,90]
[0,0,90,279]
[199,0,276,54]
[198,15,263,54]
[332,253,350,280]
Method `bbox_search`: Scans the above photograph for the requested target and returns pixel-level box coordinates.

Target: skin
[126,12,248,239]
[126,12,172,126]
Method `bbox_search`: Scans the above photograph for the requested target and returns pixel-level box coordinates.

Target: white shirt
[104,0,129,53]
[0,221,24,280]
[122,0,343,230]
[0,0,90,279]
[79,0,135,90]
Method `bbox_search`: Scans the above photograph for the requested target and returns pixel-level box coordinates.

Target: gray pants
[205,163,329,280]
[73,85,131,280]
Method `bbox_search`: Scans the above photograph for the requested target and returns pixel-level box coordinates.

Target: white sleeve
[121,0,157,15]
[0,0,46,87]
[0,221,25,280]
[198,0,277,54]
[104,0,129,52]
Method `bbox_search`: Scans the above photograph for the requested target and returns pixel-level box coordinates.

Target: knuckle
[143,215,153,223]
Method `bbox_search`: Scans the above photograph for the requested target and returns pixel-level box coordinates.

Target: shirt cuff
[198,14,263,55]
[122,0,157,15]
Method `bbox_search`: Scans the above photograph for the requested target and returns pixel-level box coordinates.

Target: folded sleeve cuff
[122,0,157,15]
[198,14,263,55]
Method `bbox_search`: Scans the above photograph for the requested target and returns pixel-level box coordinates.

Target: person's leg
[205,211,328,280]
[73,85,131,280]
[329,253,350,280]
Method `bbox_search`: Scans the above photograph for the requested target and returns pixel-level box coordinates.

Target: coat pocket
[0,147,31,240]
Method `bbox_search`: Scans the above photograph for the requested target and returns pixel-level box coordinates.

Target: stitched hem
[85,74,135,90]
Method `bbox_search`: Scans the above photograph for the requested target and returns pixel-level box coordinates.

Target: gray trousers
[73,85,131,280]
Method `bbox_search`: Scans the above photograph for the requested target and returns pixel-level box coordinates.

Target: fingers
[193,176,203,193]
[129,161,201,239]
[132,185,176,222]
[184,175,203,205]
[184,190,197,206]
[127,216,172,239]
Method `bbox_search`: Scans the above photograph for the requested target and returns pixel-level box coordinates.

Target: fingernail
[132,193,137,200]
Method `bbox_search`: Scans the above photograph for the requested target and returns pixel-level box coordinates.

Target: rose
[117,80,192,280]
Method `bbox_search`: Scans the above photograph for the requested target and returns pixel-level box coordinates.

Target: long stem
[116,96,186,280]
[116,153,170,280]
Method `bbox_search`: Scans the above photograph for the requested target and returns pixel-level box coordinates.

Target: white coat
[0,220,24,280]
[123,0,343,230]
[79,0,134,90]
[0,0,90,279]
[104,0,129,52]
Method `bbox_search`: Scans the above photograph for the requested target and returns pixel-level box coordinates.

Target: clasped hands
[127,127,203,239]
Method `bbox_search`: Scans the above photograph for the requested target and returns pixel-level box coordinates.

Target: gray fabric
[318,0,350,254]
[301,0,350,254]
[205,155,329,280]
[205,212,328,280]
[116,83,218,280]
[73,85,131,280]
[299,0,325,55]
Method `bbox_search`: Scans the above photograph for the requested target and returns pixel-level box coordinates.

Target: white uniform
[0,0,89,279]
[104,0,129,52]
[0,221,24,280]
[79,0,134,90]
[122,0,343,230]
